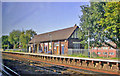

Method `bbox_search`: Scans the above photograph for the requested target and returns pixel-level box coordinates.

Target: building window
[73,43,80,49]
[103,52,107,55]
[98,47,101,50]
[97,52,101,55]
[109,52,114,55]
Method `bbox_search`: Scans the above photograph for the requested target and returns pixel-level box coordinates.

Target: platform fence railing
[68,49,120,58]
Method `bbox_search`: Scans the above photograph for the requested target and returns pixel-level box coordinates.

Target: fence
[68,49,120,58]
[68,49,90,57]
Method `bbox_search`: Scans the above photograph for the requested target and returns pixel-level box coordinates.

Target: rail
[0,63,20,76]
[2,51,120,75]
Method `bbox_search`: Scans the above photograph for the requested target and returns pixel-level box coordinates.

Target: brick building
[91,42,117,58]
[29,25,83,55]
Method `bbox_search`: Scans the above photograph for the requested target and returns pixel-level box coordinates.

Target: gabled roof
[29,25,78,44]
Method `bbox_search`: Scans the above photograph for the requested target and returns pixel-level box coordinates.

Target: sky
[2,2,90,35]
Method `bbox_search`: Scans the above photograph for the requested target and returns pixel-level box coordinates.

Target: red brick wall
[64,40,68,55]
[91,47,116,58]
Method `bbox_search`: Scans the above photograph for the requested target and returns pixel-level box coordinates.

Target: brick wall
[91,47,117,58]
[64,40,68,55]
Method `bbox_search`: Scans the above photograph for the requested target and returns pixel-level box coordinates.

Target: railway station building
[29,25,83,55]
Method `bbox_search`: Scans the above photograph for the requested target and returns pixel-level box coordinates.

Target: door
[62,46,64,55]
[57,46,59,54]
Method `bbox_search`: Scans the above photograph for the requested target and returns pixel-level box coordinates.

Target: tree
[25,29,37,44]
[2,35,13,49]
[79,2,120,49]
[20,29,37,49]
[98,2,120,49]
[2,35,9,49]
[8,30,21,49]
[79,2,106,49]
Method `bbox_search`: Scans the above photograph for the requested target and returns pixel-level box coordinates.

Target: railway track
[2,52,120,76]
[2,53,94,75]
[0,63,20,76]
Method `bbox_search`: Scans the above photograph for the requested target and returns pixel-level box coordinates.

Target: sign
[73,42,81,44]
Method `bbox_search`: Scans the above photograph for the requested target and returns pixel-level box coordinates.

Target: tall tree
[79,2,120,49]
[2,35,9,49]
[98,2,120,49]
[8,30,21,49]
[25,29,37,44]
[79,2,106,49]
[20,29,37,49]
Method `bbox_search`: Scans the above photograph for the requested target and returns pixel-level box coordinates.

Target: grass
[5,50,25,52]
[68,54,88,58]
[68,54,119,60]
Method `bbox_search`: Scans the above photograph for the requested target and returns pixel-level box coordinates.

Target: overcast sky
[2,2,90,35]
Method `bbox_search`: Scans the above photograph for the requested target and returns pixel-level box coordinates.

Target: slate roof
[29,25,78,44]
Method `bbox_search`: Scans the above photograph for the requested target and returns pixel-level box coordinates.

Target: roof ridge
[29,25,79,43]
[37,26,74,36]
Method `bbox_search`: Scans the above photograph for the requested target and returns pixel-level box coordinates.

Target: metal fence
[68,49,90,57]
[68,49,120,58]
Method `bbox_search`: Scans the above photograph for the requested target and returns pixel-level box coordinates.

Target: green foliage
[79,2,120,49]
[20,29,37,49]
[8,30,21,49]
[68,54,119,60]
[68,54,88,58]
[5,50,24,52]
[98,2,120,49]
[7,29,37,49]
[78,2,106,49]
[2,35,12,49]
